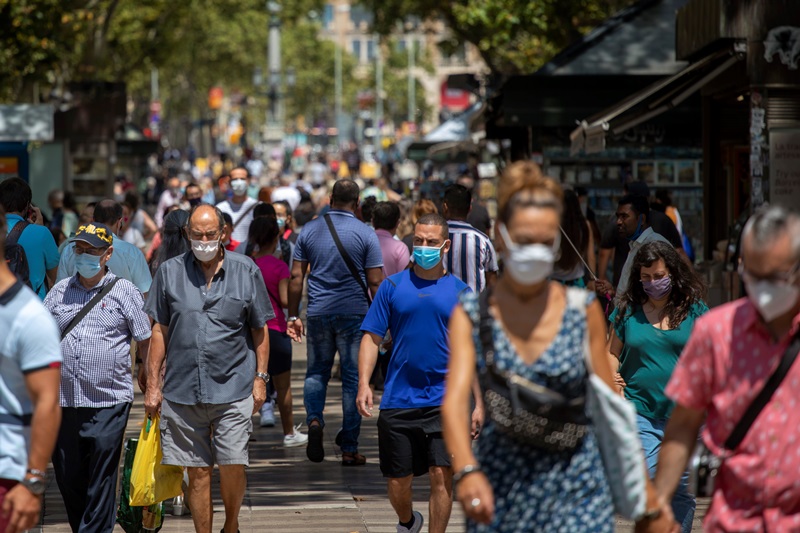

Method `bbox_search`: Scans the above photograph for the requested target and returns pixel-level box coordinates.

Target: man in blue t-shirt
[357,213,472,533]
[288,179,384,465]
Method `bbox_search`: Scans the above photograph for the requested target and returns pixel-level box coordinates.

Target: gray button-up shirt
[146,251,274,405]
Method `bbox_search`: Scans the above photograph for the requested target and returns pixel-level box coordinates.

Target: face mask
[277,218,286,230]
[746,279,800,322]
[191,239,220,262]
[188,198,202,208]
[231,179,248,196]
[413,243,445,270]
[642,276,672,300]
[75,253,103,279]
[499,224,557,285]
[628,215,644,241]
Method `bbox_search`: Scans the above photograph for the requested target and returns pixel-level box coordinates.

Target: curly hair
[615,241,706,328]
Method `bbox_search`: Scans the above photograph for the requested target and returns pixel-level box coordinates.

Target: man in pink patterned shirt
[654,205,800,532]
[373,202,411,277]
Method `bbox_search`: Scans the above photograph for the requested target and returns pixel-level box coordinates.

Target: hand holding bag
[571,288,648,521]
[130,415,183,506]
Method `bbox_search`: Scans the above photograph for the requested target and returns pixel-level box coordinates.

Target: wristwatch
[255,372,270,386]
[20,472,47,496]
[287,316,299,323]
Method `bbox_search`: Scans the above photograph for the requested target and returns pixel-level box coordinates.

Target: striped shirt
[445,220,498,294]
[44,272,151,408]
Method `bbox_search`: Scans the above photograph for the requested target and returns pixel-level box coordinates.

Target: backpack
[5,220,32,288]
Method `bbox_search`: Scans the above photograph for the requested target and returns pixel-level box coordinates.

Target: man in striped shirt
[44,223,151,533]
[442,185,498,294]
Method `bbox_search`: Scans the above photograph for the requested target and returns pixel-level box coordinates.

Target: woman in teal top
[608,240,707,533]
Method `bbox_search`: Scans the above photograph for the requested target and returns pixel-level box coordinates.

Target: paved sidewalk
[37,338,705,532]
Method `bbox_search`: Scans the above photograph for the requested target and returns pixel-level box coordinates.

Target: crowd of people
[0,154,799,533]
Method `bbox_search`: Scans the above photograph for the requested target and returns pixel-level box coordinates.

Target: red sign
[208,87,224,110]
[440,80,470,112]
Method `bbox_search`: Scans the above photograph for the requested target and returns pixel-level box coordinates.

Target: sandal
[341,451,367,466]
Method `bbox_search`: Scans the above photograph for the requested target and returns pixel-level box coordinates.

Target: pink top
[375,229,410,277]
[253,255,290,332]
[666,299,800,532]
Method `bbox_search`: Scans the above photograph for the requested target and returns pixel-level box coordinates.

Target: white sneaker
[260,400,276,427]
[283,425,309,447]
[396,511,423,533]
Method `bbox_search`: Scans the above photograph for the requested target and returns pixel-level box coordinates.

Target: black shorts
[377,407,450,478]
[267,330,292,376]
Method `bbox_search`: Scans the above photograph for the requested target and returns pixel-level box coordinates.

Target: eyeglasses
[738,262,800,284]
[188,230,221,241]
[74,246,109,256]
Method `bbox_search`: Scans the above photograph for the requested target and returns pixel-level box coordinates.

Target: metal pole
[151,68,159,101]
[335,42,343,145]
[268,6,281,131]
[407,34,415,124]
[374,35,383,155]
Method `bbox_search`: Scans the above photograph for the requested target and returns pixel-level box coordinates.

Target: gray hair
[742,204,800,260]
[188,204,225,231]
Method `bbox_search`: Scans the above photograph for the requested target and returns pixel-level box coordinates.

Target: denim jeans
[636,413,695,533]
[305,314,364,453]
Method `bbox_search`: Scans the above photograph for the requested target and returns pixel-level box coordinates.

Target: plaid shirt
[44,272,151,408]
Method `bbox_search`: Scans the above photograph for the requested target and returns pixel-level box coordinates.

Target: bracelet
[288,316,299,323]
[453,464,481,484]
[26,468,47,478]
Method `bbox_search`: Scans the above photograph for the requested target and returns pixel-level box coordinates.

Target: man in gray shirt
[144,204,274,533]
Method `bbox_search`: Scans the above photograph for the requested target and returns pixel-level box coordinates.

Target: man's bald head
[93,199,123,226]
[188,204,225,233]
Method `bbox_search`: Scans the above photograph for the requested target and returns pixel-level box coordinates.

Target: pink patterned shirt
[666,298,800,532]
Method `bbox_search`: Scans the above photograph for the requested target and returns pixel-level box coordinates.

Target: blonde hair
[412,199,438,223]
[497,161,563,224]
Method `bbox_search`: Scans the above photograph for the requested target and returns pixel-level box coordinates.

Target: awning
[405,102,484,161]
[570,46,745,155]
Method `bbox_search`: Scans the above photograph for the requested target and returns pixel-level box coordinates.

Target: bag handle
[61,277,121,339]
[6,220,29,246]
[323,214,372,304]
[724,330,800,450]
[232,201,258,230]
[559,225,598,282]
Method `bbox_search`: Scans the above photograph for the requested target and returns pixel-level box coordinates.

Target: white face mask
[746,279,800,322]
[498,224,558,285]
[231,179,248,196]
[191,239,220,262]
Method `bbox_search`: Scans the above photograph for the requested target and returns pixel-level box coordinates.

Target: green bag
[117,438,165,533]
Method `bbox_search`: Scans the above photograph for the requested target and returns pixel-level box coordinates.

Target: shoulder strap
[323,214,371,303]
[7,220,30,246]
[478,289,494,365]
[566,287,596,373]
[60,278,121,340]
[724,331,800,450]
[232,202,258,230]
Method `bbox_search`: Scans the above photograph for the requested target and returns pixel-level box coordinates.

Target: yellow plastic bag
[129,415,183,506]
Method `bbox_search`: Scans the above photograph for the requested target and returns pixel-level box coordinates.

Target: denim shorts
[160,396,254,467]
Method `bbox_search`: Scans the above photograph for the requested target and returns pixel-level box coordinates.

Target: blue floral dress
[462,289,613,533]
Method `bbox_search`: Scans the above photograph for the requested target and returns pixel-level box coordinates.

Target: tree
[363,0,635,75]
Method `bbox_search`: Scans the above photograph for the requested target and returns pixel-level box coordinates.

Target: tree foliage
[364,0,635,75]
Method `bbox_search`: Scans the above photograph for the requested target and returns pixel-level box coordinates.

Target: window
[322,4,333,28]
[351,39,362,62]
[367,39,376,61]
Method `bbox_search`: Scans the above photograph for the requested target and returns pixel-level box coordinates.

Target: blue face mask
[277,218,286,230]
[628,215,644,241]
[413,243,445,270]
[75,253,103,279]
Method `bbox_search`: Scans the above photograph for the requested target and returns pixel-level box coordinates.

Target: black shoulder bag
[477,289,589,452]
[60,278,121,339]
[323,214,372,304]
[689,331,800,496]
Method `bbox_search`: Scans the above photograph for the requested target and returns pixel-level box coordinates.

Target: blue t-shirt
[361,270,471,409]
[293,210,383,316]
[6,215,60,299]
[611,301,708,419]
[0,282,62,481]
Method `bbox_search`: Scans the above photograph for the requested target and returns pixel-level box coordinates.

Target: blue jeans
[636,414,695,533]
[305,314,364,453]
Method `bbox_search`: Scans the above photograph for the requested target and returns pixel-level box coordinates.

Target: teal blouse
[610,301,708,419]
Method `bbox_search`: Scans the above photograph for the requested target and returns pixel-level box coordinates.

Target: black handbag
[478,290,589,452]
[688,330,800,496]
